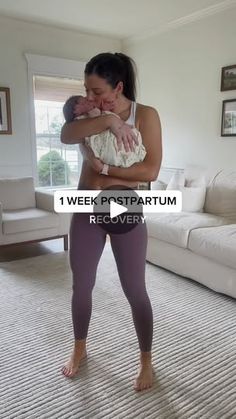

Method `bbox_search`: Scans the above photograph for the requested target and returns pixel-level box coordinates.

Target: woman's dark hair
[84,52,137,101]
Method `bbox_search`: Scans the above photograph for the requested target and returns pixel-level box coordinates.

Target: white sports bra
[125,101,137,125]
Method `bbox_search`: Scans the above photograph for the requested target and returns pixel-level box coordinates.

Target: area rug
[0,243,236,419]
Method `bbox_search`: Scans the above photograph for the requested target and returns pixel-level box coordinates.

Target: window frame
[25,53,86,187]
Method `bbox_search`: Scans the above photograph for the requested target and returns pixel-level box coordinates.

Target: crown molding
[124,0,236,45]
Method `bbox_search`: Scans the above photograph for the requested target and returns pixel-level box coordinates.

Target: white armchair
[0,177,71,250]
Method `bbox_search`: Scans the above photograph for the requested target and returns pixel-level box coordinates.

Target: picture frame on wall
[221,99,236,137]
[221,65,236,91]
[0,87,12,135]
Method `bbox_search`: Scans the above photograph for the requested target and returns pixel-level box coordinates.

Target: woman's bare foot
[133,351,154,391]
[61,339,87,378]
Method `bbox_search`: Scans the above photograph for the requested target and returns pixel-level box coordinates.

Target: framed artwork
[221,65,236,91]
[0,87,12,134]
[221,99,236,137]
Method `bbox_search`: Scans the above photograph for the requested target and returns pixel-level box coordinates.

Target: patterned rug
[0,243,236,419]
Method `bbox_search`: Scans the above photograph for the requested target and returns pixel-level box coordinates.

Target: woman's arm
[107,106,162,182]
[61,114,113,144]
[61,113,137,151]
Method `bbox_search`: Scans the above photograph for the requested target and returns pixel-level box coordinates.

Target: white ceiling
[0,0,235,40]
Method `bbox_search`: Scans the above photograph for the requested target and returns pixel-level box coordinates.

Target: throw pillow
[167,173,206,212]
[151,179,167,190]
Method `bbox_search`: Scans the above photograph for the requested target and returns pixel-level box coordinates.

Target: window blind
[34,75,85,102]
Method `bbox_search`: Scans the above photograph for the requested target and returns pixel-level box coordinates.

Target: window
[33,75,85,189]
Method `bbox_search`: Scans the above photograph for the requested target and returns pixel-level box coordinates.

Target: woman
[60,52,162,391]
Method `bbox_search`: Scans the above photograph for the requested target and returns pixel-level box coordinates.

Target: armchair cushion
[3,208,58,235]
[0,177,36,210]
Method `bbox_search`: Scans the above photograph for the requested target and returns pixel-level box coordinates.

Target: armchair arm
[35,190,55,212]
[0,202,3,238]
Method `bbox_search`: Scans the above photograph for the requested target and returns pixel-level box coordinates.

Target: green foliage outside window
[38,150,71,187]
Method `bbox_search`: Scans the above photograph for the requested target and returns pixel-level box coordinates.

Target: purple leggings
[69,212,153,352]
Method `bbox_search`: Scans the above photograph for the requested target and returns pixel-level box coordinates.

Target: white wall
[1,9,236,177]
[123,7,236,170]
[0,16,120,177]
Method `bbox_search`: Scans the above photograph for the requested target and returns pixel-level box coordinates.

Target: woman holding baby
[60,52,162,391]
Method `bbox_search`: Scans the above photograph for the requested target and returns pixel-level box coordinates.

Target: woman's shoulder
[136,103,160,127]
[136,103,159,116]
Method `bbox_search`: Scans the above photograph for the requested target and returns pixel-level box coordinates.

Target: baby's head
[63,95,83,123]
[63,95,99,122]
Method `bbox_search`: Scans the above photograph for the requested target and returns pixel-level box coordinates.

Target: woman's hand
[109,115,139,152]
[89,156,104,173]
[79,143,104,173]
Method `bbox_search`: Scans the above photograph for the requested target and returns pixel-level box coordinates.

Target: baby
[63,95,146,168]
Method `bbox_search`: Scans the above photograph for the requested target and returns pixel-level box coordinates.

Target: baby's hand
[74,97,96,116]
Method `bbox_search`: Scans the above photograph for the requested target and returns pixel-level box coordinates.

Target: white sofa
[0,177,71,250]
[146,166,236,299]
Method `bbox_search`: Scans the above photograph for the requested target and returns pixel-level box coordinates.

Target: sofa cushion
[166,172,206,212]
[0,177,36,210]
[151,179,167,190]
[145,212,230,248]
[2,208,59,235]
[204,170,236,221]
[188,224,236,270]
[166,172,185,189]
[184,165,220,186]
[181,186,206,212]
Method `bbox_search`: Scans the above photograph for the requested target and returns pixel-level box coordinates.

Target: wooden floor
[0,239,65,263]
[0,236,111,263]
